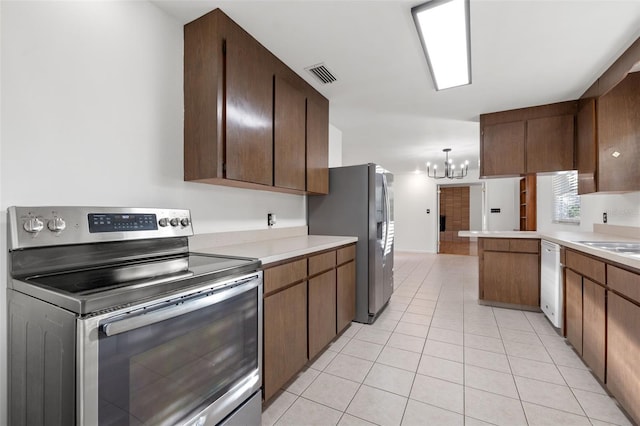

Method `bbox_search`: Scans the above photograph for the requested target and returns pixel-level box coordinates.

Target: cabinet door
[224,22,274,186]
[263,282,308,401]
[481,251,539,307]
[607,292,640,425]
[308,270,337,359]
[582,278,605,382]
[183,12,225,182]
[481,121,525,176]
[337,260,356,333]
[306,98,329,194]
[565,269,583,355]
[274,76,306,190]
[576,98,597,194]
[597,71,640,192]
[526,114,574,173]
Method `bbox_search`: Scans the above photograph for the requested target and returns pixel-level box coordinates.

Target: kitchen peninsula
[460,225,640,423]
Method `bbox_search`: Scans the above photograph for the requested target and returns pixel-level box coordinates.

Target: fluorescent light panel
[412,0,471,90]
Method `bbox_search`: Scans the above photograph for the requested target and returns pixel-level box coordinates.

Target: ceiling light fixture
[426,148,469,179]
[412,0,471,90]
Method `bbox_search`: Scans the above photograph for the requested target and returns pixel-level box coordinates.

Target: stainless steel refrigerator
[308,164,394,324]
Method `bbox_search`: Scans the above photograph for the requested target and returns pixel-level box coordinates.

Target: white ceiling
[152,0,640,174]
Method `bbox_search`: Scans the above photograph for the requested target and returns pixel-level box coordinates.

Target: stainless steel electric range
[7,206,263,426]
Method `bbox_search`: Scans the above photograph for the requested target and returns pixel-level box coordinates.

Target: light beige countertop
[193,235,358,266]
[459,228,640,271]
[459,231,539,239]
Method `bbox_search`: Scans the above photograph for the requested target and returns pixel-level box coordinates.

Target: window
[552,171,580,224]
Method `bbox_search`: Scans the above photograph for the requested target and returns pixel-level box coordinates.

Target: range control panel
[88,213,159,233]
[8,206,193,250]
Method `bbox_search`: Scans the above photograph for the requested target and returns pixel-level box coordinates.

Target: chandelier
[426,148,469,179]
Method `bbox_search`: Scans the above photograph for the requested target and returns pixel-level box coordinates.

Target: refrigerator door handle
[382,173,391,256]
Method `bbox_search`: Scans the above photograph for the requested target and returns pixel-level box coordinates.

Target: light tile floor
[261,252,634,426]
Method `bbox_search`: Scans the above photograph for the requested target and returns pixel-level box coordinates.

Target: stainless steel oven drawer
[218,391,261,426]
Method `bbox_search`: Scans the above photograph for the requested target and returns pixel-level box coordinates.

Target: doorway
[437,184,481,256]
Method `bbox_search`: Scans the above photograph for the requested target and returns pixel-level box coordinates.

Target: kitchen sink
[575,241,640,258]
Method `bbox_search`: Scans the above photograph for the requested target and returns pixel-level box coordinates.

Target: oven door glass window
[98,287,258,425]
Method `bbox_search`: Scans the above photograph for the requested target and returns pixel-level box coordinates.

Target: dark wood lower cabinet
[563,249,640,425]
[478,238,540,309]
[337,260,356,333]
[308,270,337,359]
[262,243,356,403]
[565,269,583,355]
[582,278,605,382]
[607,292,640,425]
[263,281,307,401]
[480,251,539,307]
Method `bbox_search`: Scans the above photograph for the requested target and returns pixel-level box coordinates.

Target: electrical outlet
[603,212,607,223]
[267,213,276,227]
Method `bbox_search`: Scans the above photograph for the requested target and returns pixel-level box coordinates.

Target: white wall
[0,2,309,421]
[484,177,520,231]
[393,170,521,252]
[581,191,640,229]
[537,175,640,232]
[394,173,438,252]
[437,169,520,232]
[328,124,343,167]
[390,165,639,253]
[469,185,483,231]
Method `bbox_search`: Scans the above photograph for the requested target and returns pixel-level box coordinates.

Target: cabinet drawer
[608,265,640,304]
[565,250,605,284]
[481,238,510,252]
[264,259,307,294]
[337,244,356,265]
[509,239,540,253]
[481,238,539,253]
[309,251,336,276]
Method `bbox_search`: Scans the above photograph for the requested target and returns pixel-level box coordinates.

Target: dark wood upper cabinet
[480,101,576,177]
[274,76,306,191]
[526,114,574,173]
[184,11,225,182]
[597,71,640,192]
[224,19,274,186]
[575,36,640,193]
[481,121,525,177]
[576,98,597,194]
[184,8,329,195]
[306,97,330,194]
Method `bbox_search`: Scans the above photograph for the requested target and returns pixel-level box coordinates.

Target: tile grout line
[524,313,612,424]
[397,255,438,425]
[333,255,427,426]
[496,308,535,426]
[265,254,629,425]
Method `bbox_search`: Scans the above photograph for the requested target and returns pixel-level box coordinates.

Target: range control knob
[180,217,190,227]
[158,218,169,227]
[47,217,66,232]
[170,218,180,227]
[23,218,44,233]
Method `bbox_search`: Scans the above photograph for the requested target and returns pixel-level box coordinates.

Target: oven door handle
[101,275,260,337]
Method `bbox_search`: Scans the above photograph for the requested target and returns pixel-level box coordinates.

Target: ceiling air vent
[306,63,337,84]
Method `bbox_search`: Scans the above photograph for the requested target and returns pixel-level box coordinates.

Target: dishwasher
[541,240,562,329]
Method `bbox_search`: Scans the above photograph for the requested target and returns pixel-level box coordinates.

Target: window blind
[552,171,580,224]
